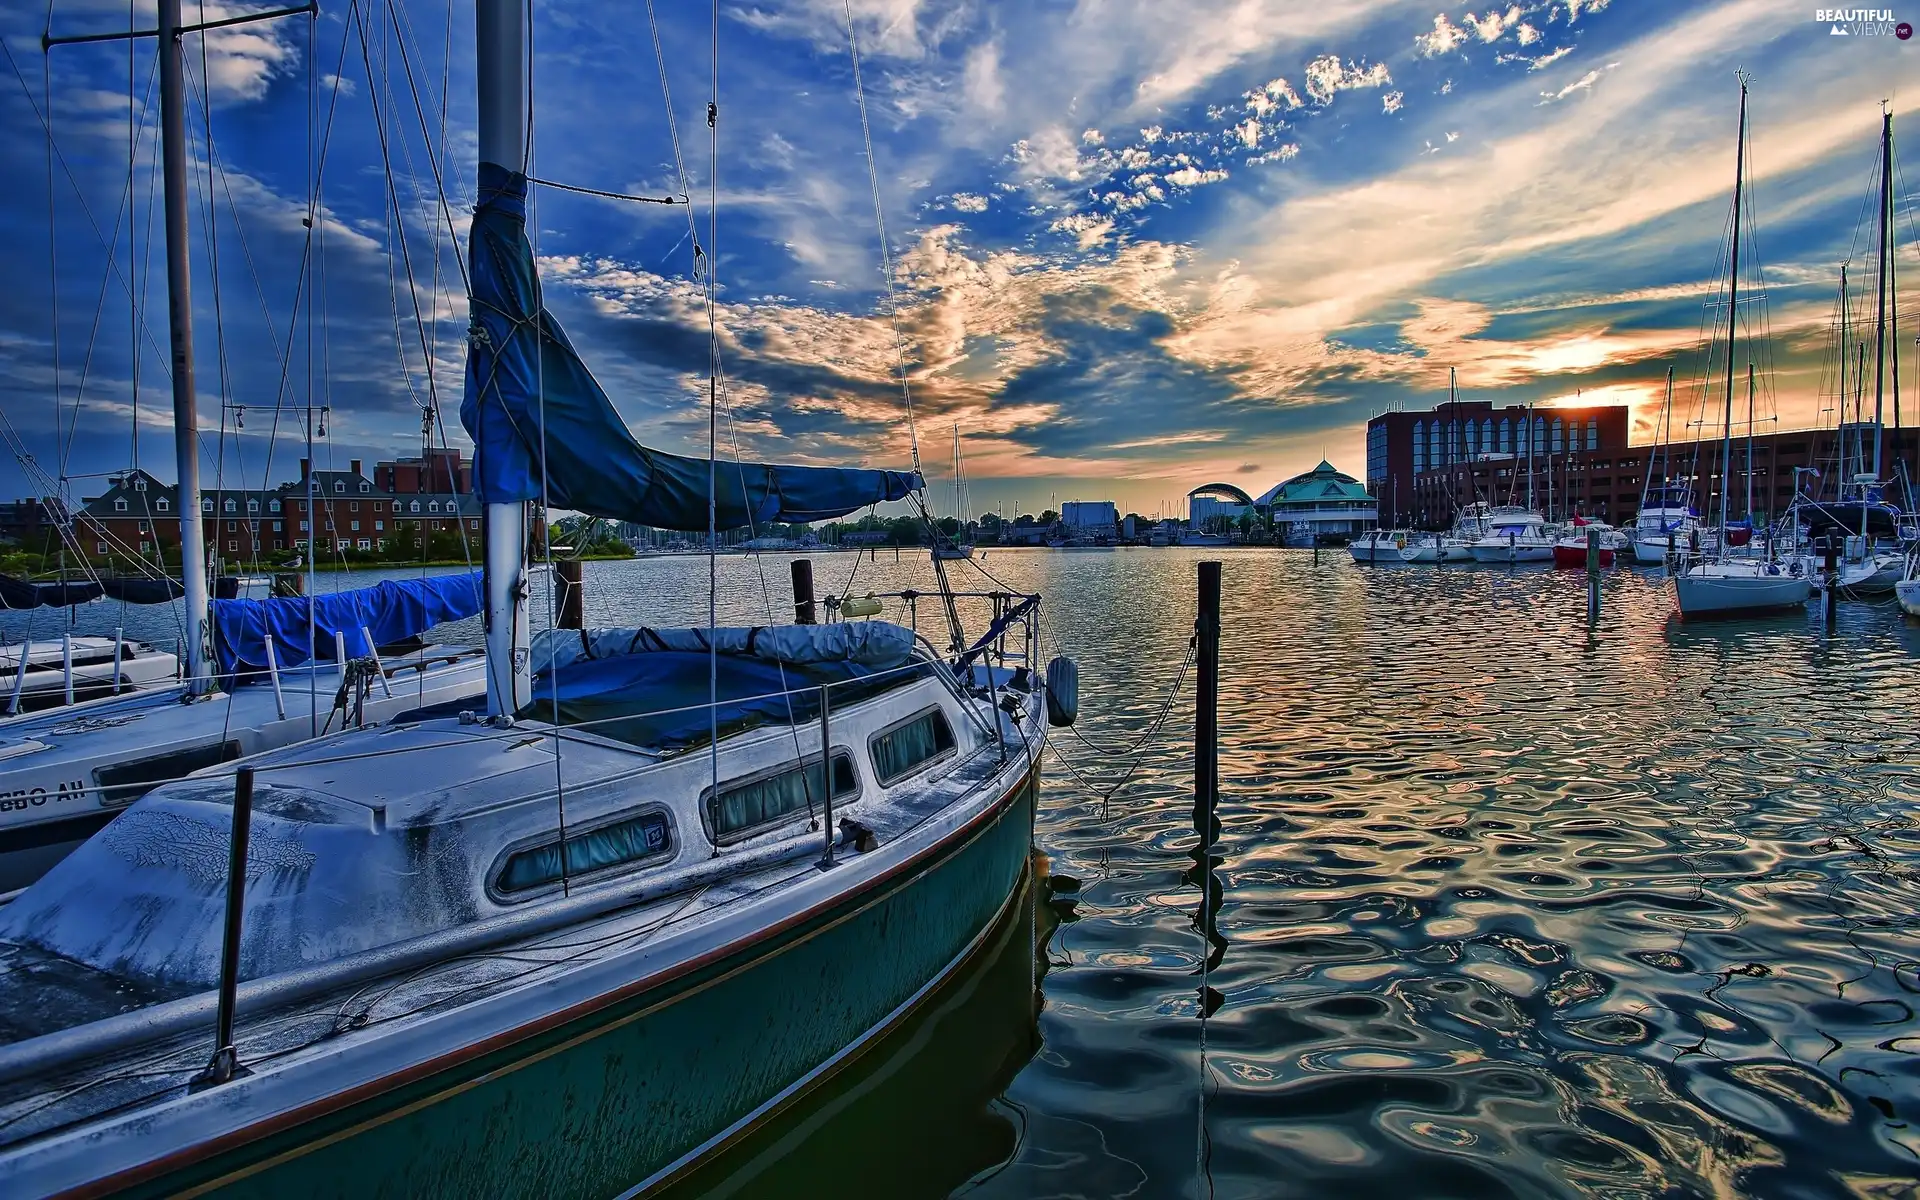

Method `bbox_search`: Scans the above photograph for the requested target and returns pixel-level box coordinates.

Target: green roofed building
[1254,461,1378,545]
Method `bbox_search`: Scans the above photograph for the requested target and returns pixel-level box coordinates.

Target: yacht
[1630,484,1700,564]
[1552,519,1628,568]
[1467,509,1555,564]
[1349,528,1407,563]
[1897,545,1920,616]
[1399,502,1491,564]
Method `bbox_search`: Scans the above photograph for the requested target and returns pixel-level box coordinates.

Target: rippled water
[13,548,1920,1197]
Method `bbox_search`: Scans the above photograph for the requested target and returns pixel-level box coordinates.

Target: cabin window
[706,753,858,845]
[869,708,957,786]
[496,809,673,895]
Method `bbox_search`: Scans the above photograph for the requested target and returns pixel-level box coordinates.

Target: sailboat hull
[5,769,1038,1200]
[1898,578,1920,617]
[1673,565,1813,616]
[1468,541,1554,564]
[1633,538,1678,565]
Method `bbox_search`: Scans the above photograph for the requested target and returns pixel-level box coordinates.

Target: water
[13,548,1920,1196]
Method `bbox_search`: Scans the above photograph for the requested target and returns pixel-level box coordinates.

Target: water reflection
[17,549,1920,1195]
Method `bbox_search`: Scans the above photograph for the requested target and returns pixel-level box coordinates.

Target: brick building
[1403,423,1917,530]
[1366,401,1633,526]
[59,451,485,568]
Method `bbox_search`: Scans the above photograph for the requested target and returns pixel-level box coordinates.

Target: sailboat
[0,2,1059,1194]
[1467,399,1555,563]
[1674,79,1814,617]
[0,8,487,891]
[1630,368,1704,563]
[933,426,974,560]
[1785,111,1914,599]
[1401,368,1484,563]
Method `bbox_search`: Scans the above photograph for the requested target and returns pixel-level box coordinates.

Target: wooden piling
[791,558,817,625]
[1195,562,1221,842]
[1586,526,1601,622]
[555,559,584,630]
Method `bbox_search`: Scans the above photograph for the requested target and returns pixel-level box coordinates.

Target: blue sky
[1,0,1917,520]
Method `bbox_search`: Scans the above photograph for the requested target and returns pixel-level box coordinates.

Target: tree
[1038,509,1060,526]
[935,516,960,537]
[1013,513,1035,528]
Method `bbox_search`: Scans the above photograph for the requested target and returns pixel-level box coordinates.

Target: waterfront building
[1254,460,1379,542]
[1366,401,1631,526]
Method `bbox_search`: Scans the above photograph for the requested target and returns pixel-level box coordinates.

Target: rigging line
[840,0,923,478]
[1,36,176,409]
[379,0,471,295]
[352,2,441,435]
[526,176,677,205]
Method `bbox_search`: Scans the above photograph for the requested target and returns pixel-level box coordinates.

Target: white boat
[1399,501,1491,563]
[1630,484,1700,564]
[1897,546,1920,616]
[0,635,177,713]
[1671,80,1811,620]
[0,627,488,892]
[1674,557,1814,615]
[932,544,973,561]
[1467,509,1555,563]
[1349,529,1407,563]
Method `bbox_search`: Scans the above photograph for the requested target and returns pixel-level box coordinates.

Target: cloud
[1539,68,1607,104]
[1164,165,1229,188]
[1303,56,1392,105]
[1527,46,1574,71]
[1383,91,1405,115]
[949,192,990,212]
[199,2,301,103]
[1464,6,1526,43]
[1414,13,1469,57]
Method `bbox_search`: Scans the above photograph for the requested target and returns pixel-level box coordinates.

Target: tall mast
[1839,263,1850,487]
[1875,107,1892,478]
[1525,400,1534,511]
[1717,78,1747,554]
[1745,363,1755,522]
[155,0,211,692]
[477,0,531,717]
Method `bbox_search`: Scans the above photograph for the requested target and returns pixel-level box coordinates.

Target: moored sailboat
[0,4,1059,1195]
[1674,77,1813,617]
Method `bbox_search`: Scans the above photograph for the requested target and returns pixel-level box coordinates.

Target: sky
[0,0,1917,521]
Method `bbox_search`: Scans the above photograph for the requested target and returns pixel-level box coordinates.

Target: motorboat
[1400,502,1491,564]
[1349,528,1407,563]
[0,635,177,713]
[1630,484,1699,564]
[1467,509,1555,564]
[1552,519,1628,568]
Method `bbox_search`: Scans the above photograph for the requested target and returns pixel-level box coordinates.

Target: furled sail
[461,165,921,531]
[210,571,483,677]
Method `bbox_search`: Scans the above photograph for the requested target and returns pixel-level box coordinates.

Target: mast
[1745,363,1755,522]
[156,0,211,692]
[477,0,531,717]
[1717,78,1747,555]
[1525,400,1534,511]
[1875,108,1892,478]
[1641,367,1672,518]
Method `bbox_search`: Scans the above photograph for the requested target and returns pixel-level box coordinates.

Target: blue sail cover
[461,164,921,531]
[211,572,483,677]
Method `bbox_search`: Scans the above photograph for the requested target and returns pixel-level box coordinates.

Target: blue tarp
[461,163,921,531]
[211,572,483,677]
[521,649,929,752]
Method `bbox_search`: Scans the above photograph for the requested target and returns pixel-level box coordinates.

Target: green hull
[149,772,1037,1200]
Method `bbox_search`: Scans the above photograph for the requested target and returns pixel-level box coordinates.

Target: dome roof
[1254,461,1371,507]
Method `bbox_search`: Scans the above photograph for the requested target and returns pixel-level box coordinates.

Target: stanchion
[192,766,256,1089]
[1824,537,1838,622]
